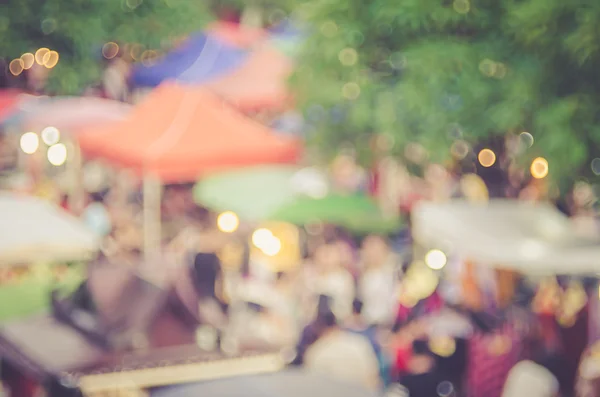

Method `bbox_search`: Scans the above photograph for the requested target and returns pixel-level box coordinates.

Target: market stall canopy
[269,194,401,234]
[205,44,293,112]
[0,194,100,265]
[194,166,328,220]
[131,33,248,87]
[10,96,132,133]
[77,83,301,182]
[206,21,267,48]
[0,89,37,123]
[412,199,600,275]
[151,370,376,397]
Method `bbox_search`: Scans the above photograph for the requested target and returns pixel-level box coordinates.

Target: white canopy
[412,199,600,275]
[0,194,100,265]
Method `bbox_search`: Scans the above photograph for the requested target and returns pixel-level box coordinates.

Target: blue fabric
[130,33,248,87]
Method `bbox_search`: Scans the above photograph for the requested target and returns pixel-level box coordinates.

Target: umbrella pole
[68,141,85,214]
[143,174,162,262]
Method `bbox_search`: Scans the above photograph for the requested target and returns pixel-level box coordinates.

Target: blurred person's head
[361,235,390,268]
[408,339,436,374]
[314,243,342,272]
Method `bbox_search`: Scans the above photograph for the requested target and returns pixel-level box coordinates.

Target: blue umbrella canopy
[131,33,248,87]
[150,370,376,397]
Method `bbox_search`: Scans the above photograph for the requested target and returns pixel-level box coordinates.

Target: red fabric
[466,323,523,397]
[394,344,412,377]
[77,83,301,183]
[0,89,27,122]
[207,21,266,48]
[396,292,444,324]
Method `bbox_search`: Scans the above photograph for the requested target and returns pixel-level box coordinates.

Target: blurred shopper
[309,243,355,322]
[304,310,380,390]
[358,235,399,325]
[397,339,448,397]
[81,191,112,238]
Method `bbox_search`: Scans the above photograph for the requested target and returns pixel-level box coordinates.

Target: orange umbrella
[77,83,300,183]
[206,45,294,112]
[206,21,267,48]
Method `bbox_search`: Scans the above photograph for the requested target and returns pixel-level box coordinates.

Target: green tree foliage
[0,0,212,93]
[292,0,600,185]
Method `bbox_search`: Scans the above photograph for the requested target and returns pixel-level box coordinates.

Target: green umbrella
[193,166,327,221]
[268,194,402,234]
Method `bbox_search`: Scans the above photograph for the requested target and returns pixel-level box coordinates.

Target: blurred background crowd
[2,1,600,397]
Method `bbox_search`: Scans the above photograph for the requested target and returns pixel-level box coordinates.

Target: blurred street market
[2,1,600,397]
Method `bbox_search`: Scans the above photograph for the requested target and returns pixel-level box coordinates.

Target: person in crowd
[81,191,112,238]
[345,299,392,385]
[309,243,355,322]
[502,360,559,397]
[291,295,335,365]
[358,235,400,325]
[304,310,380,390]
[396,339,449,397]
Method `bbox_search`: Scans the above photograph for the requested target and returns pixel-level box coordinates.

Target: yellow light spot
[47,143,67,166]
[320,21,338,38]
[217,211,239,233]
[41,126,60,146]
[494,63,507,79]
[252,228,273,248]
[9,59,24,76]
[20,53,35,69]
[342,82,360,100]
[129,44,144,61]
[43,51,59,68]
[531,157,549,179]
[20,132,39,154]
[35,48,50,65]
[141,50,159,66]
[453,0,470,14]
[338,48,358,66]
[478,148,496,167]
[102,42,119,59]
[450,140,469,159]
[479,59,496,77]
[425,249,447,270]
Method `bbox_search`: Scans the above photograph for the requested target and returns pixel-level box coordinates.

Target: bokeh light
[425,249,447,270]
[217,211,239,233]
[102,42,120,59]
[261,236,282,256]
[320,21,338,37]
[520,132,534,148]
[252,228,273,248]
[41,126,60,146]
[530,157,549,179]
[35,48,50,65]
[9,59,24,76]
[478,148,496,167]
[43,51,59,68]
[453,0,470,14]
[20,132,39,154]
[591,158,600,176]
[338,48,358,66]
[342,82,361,99]
[47,143,67,166]
[20,53,35,70]
[450,140,470,159]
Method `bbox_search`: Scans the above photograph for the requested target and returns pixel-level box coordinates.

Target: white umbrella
[0,194,100,265]
[412,199,600,275]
